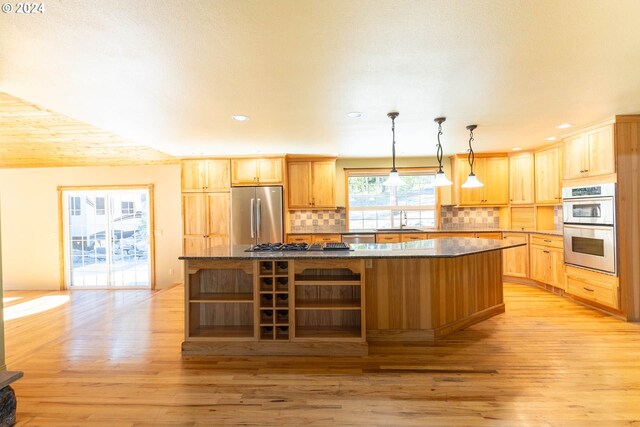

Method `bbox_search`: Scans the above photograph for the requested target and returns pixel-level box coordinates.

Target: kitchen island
[180,238,524,356]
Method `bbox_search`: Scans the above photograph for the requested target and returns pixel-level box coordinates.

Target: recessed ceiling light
[346,112,363,118]
[545,136,557,141]
[556,123,572,129]
[232,115,250,122]
[512,147,522,151]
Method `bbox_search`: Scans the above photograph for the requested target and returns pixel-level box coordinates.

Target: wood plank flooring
[3,283,640,426]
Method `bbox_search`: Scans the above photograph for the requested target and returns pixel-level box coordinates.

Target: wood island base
[180,241,511,356]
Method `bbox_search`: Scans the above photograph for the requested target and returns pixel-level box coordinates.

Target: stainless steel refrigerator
[231,186,284,246]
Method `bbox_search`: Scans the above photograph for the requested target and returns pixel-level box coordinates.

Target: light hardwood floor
[3,283,640,426]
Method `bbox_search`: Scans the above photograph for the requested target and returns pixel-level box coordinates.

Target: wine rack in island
[258,261,292,341]
[183,258,365,354]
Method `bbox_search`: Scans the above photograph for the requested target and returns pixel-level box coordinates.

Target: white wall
[0,164,182,290]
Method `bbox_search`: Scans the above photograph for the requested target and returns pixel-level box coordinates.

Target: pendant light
[461,124,484,188]
[432,117,452,187]
[383,112,406,187]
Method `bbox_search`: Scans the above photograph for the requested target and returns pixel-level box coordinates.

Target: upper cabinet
[509,152,535,204]
[181,159,231,192]
[563,124,615,180]
[231,157,284,186]
[452,155,509,206]
[287,158,336,209]
[535,145,562,204]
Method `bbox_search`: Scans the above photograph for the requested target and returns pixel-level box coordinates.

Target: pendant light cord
[391,115,397,172]
[467,127,475,175]
[436,122,444,173]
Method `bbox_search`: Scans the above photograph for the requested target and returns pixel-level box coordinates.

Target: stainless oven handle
[563,224,614,231]
[562,196,614,203]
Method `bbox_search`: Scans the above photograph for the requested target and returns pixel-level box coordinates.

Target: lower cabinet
[530,244,565,289]
[400,233,429,242]
[375,233,401,243]
[565,265,619,309]
[286,234,342,244]
[502,233,529,278]
[312,234,342,244]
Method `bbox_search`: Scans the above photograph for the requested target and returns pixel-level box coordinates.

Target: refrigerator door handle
[256,198,262,238]
[250,198,255,238]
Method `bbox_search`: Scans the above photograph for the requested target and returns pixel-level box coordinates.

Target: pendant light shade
[433,171,453,187]
[383,112,406,187]
[461,124,483,188]
[383,171,405,186]
[432,117,452,187]
[462,173,483,188]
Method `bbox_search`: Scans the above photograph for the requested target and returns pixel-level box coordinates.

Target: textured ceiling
[1,0,640,160]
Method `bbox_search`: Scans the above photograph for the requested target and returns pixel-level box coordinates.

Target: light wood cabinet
[286,234,342,244]
[452,155,509,206]
[312,234,342,243]
[535,145,562,204]
[428,232,475,238]
[509,153,534,204]
[287,234,312,244]
[231,158,284,186]
[400,233,429,242]
[182,193,230,254]
[565,265,619,309]
[563,124,615,180]
[181,159,230,192]
[502,233,529,278]
[287,159,336,209]
[376,234,401,243]
[530,235,565,289]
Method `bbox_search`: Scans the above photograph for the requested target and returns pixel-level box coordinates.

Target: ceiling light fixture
[461,124,483,188]
[382,112,406,187]
[545,136,557,141]
[432,117,452,187]
[346,111,363,118]
[512,147,522,151]
[232,115,250,121]
[556,123,572,129]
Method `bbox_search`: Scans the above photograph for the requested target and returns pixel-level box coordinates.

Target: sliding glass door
[62,187,152,288]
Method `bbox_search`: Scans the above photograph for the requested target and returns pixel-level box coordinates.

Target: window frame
[344,167,442,230]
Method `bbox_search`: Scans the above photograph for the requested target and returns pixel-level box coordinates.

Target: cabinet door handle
[544,239,551,243]
[543,250,550,254]
[583,287,595,292]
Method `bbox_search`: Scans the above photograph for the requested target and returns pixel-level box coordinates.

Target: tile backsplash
[289,205,564,232]
[440,206,500,230]
[554,205,563,231]
[289,208,347,232]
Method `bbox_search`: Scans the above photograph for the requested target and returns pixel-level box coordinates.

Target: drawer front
[475,232,502,240]
[376,233,401,243]
[312,234,342,243]
[428,232,475,239]
[566,275,619,309]
[531,234,563,249]
[287,234,312,244]
[400,233,429,242]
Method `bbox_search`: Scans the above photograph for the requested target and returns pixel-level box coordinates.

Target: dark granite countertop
[287,228,563,237]
[179,237,526,260]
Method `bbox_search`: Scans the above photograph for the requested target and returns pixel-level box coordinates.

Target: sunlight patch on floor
[3,295,70,321]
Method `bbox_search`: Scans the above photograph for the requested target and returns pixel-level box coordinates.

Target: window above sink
[345,168,438,231]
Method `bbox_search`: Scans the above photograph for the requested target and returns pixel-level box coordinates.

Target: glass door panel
[63,188,151,288]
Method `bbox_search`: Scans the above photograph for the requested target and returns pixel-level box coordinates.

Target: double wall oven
[562,183,617,275]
